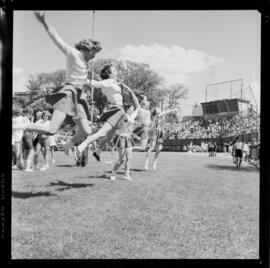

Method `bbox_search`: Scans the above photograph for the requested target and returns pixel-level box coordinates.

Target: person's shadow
[46,180,94,191]
[207,164,259,173]
[12,191,56,199]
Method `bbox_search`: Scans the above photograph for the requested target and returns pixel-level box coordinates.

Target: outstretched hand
[34,11,46,24]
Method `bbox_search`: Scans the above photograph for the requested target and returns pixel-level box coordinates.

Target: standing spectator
[49,134,57,163]
[12,109,30,169]
[213,142,217,157]
[242,141,250,166]
[33,111,51,171]
[233,137,243,167]
[208,141,214,157]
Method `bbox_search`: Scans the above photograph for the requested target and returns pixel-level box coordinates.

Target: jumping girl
[76,65,130,156]
[13,11,102,156]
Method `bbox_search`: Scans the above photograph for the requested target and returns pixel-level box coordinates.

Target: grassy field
[12,151,259,259]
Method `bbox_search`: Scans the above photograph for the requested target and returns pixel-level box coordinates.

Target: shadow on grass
[207,164,259,173]
[130,168,146,172]
[12,191,56,199]
[57,164,75,168]
[87,174,110,179]
[104,171,125,175]
[46,180,94,191]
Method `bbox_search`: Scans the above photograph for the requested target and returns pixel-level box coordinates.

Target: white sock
[144,159,149,170]
[77,141,88,153]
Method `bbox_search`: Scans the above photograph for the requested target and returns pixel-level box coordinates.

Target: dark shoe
[93,152,100,162]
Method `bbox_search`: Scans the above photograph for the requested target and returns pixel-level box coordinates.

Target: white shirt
[136,108,151,125]
[90,78,123,106]
[48,27,89,86]
[12,116,30,144]
[117,110,140,137]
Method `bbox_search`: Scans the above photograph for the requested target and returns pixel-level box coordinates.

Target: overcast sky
[13,10,261,115]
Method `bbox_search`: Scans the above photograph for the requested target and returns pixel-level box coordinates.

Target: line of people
[12,109,57,172]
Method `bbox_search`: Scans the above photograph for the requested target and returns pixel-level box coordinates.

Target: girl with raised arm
[14,11,102,155]
[76,65,129,154]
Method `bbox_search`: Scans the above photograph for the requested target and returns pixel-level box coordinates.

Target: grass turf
[12,151,259,259]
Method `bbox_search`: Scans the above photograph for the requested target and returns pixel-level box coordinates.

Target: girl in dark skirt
[110,90,141,181]
[14,11,102,155]
[76,65,130,155]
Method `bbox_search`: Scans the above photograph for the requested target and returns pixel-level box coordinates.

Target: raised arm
[157,109,178,118]
[34,11,72,56]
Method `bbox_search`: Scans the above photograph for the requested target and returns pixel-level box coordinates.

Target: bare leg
[124,148,133,180]
[144,146,152,170]
[41,145,50,170]
[26,110,66,135]
[34,143,41,169]
[153,148,161,170]
[25,149,34,171]
[15,142,23,169]
[63,118,93,155]
[50,147,55,163]
[95,128,115,159]
[111,148,125,180]
[77,122,113,153]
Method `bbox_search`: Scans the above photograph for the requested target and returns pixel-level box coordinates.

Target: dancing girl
[76,65,134,156]
[13,11,102,156]
[110,89,141,181]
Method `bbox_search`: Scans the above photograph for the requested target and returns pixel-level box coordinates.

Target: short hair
[13,108,21,116]
[100,65,112,80]
[124,103,133,113]
[41,111,50,119]
[75,39,102,53]
[141,100,149,108]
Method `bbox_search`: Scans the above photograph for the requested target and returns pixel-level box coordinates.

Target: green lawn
[12,151,259,259]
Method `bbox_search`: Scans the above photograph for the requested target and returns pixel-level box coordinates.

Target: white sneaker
[40,166,47,171]
[123,175,133,181]
[152,164,157,170]
[144,166,149,171]
[52,159,56,163]
[25,168,34,172]
[110,176,116,181]
[77,142,87,154]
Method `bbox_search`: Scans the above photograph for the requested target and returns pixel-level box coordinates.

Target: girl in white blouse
[15,11,102,155]
[76,65,130,154]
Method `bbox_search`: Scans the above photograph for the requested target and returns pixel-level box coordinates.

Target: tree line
[13,59,189,126]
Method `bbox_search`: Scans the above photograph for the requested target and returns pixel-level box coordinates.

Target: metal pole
[90,11,95,124]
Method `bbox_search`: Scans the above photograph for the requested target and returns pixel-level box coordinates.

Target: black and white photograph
[1,5,268,263]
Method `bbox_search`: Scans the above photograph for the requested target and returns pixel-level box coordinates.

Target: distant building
[192,103,203,117]
[201,98,250,120]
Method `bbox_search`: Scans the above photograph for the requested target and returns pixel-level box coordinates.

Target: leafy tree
[166,83,189,110]
[27,69,65,103]
[89,59,165,109]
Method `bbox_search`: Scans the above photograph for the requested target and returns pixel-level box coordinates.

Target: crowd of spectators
[162,114,259,140]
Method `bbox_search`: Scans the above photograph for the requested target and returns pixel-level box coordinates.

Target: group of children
[13,11,173,180]
[12,109,57,172]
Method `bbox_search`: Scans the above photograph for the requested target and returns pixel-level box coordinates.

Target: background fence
[162,132,259,152]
